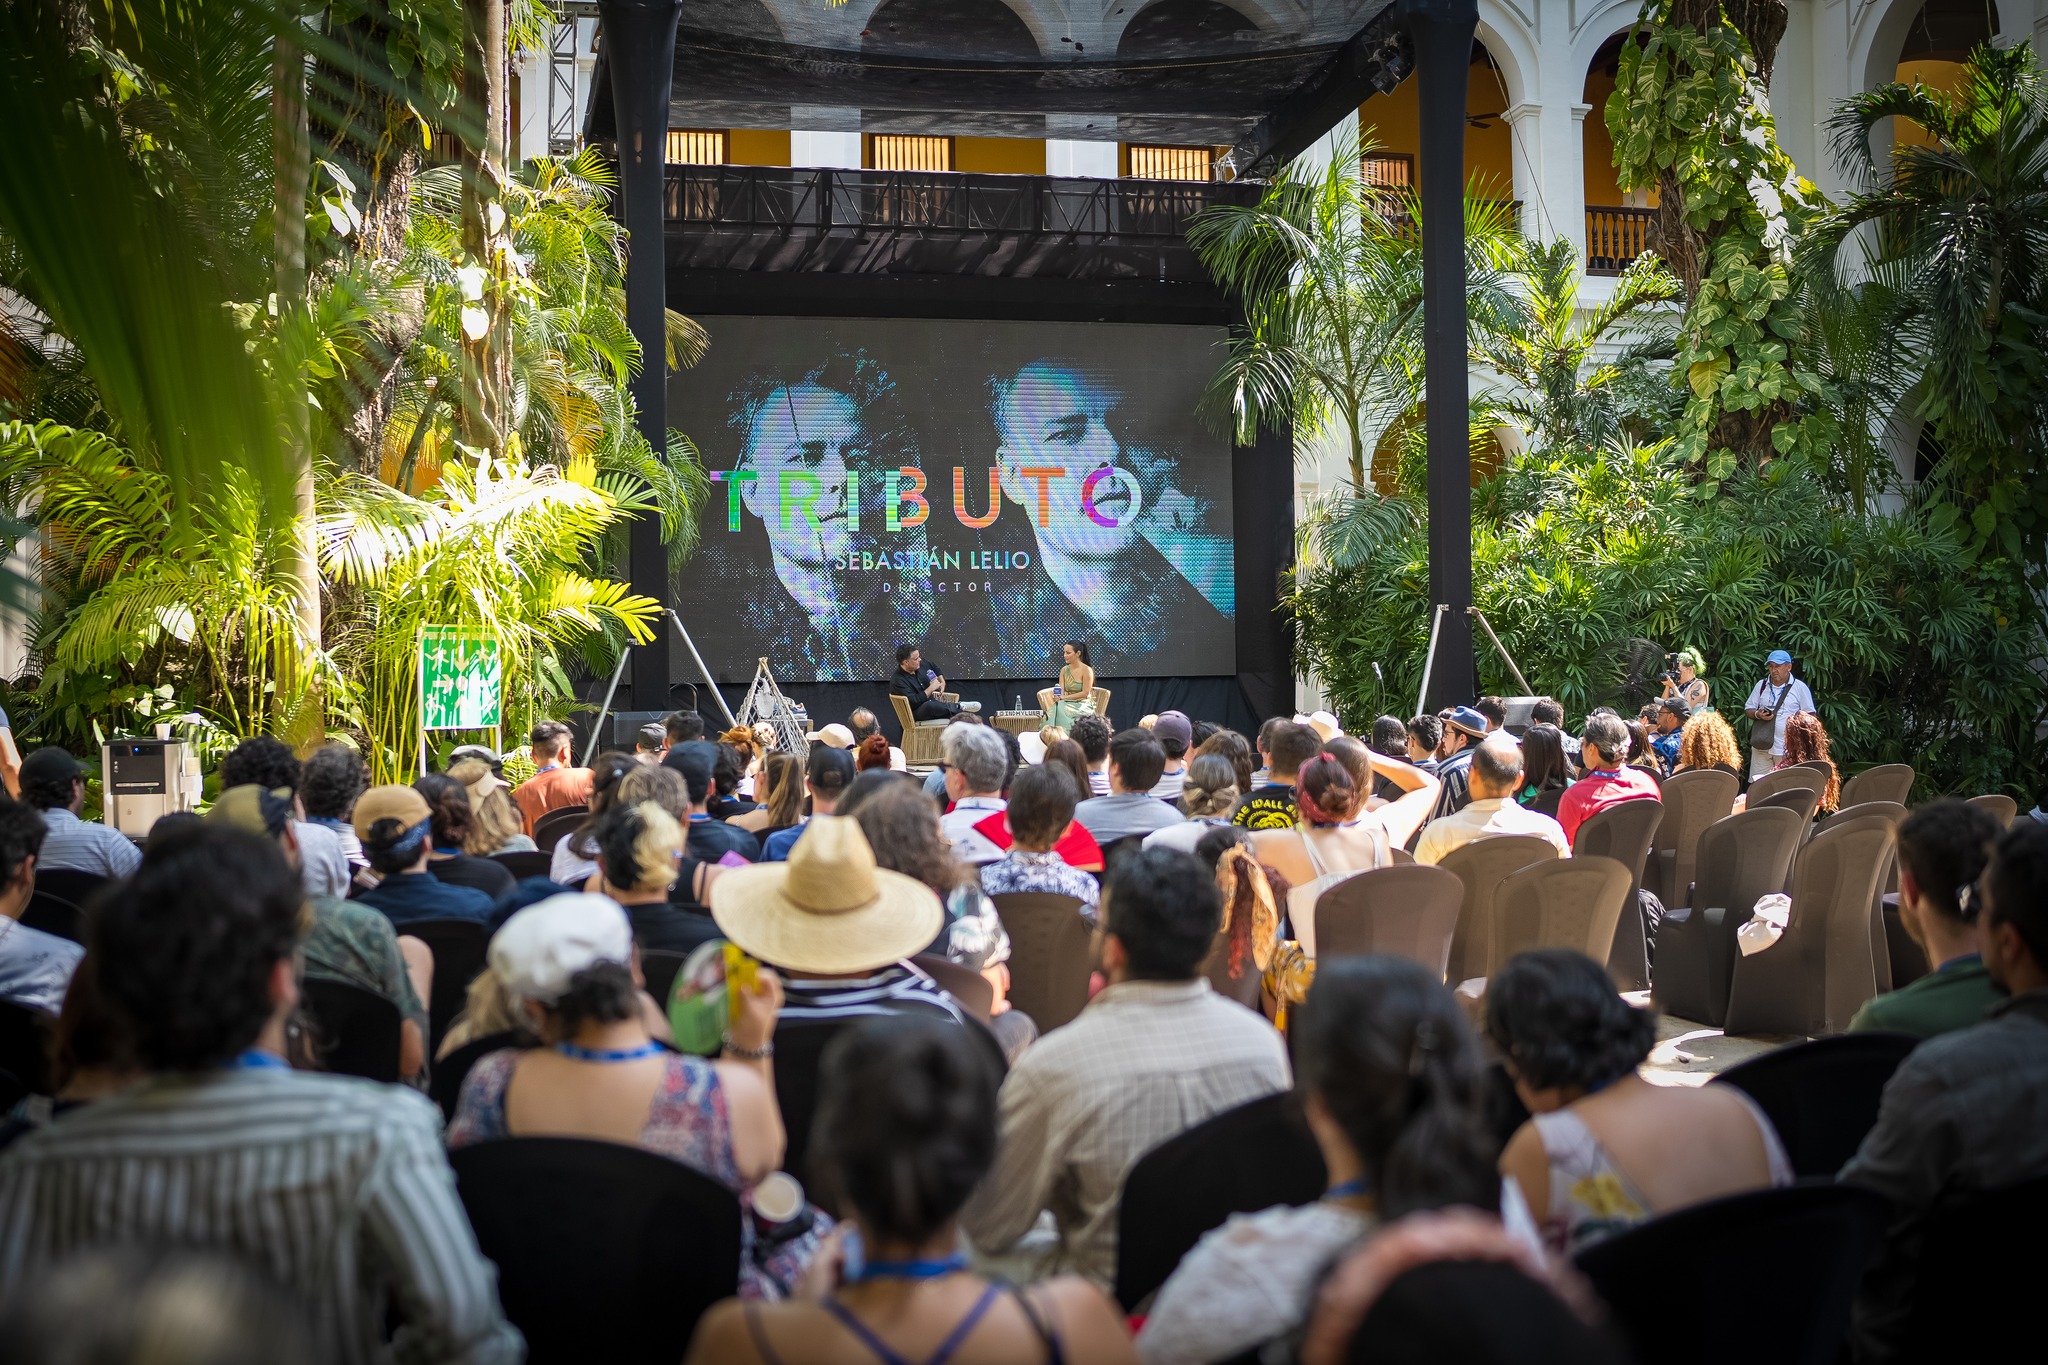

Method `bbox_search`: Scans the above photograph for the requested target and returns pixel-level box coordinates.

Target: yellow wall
[727,129,792,165]
[956,136,1046,174]
[1893,60,1966,150]
[1357,59,1515,199]
[1583,69,1623,206]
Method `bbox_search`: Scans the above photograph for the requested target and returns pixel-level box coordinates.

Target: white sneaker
[960,701,982,713]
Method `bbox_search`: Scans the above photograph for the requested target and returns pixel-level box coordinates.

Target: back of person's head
[93,825,304,1071]
[814,1015,1001,1245]
[1295,955,1496,1218]
[1196,727,1255,796]
[1007,763,1078,847]
[1322,735,1373,796]
[1180,753,1241,819]
[1267,721,1323,778]
[220,736,301,795]
[17,747,80,812]
[663,709,705,744]
[1622,719,1652,766]
[530,720,573,762]
[0,1245,318,1365]
[634,722,666,754]
[1297,753,1359,827]
[758,752,806,825]
[1897,800,2002,925]
[354,784,435,876]
[617,762,691,822]
[941,722,1008,795]
[1405,714,1444,757]
[847,706,881,741]
[1257,716,1288,756]
[1516,725,1573,793]
[1782,712,1839,808]
[300,742,369,821]
[1474,697,1507,731]
[1371,715,1409,758]
[146,809,204,849]
[711,742,747,798]
[413,772,475,852]
[1485,949,1655,1094]
[808,745,855,805]
[489,894,639,1034]
[1191,719,1219,749]
[852,779,962,900]
[1529,697,1564,729]
[1341,1257,1624,1365]
[1679,709,1739,772]
[1103,847,1221,980]
[662,740,717,806]
[1470,733,1524,796]
[1153,711,1192,760]
[1108,727,1167,792]
[1043,738,1093,800]
[854,733,893,772]
[1069,713,1112,764]
[1986,821,2048,969]
[1580,713,1629,768]
[593,800,684,894]
[836,767,908,818]
[0,798,47,892]
[449,756,523,854]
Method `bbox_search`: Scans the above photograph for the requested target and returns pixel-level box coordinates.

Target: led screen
[672,316,1235,684]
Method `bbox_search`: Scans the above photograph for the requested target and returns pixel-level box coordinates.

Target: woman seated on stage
[1251,750,1438,957]
[1045,640,1096,730]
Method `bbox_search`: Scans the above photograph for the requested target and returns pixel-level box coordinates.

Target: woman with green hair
[1660,648,1710,712]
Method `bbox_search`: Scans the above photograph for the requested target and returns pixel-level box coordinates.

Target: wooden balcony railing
[1586,205,1655,275]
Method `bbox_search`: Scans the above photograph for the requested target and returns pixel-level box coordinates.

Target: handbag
[1749,680,1787,750]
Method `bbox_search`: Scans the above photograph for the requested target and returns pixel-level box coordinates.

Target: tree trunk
[274,24,323,747]
[457,0,513,458]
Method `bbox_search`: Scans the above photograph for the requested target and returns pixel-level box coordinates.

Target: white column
[1503,102,1548,241]
[1046,139,1118,178]
[790,107,863,168]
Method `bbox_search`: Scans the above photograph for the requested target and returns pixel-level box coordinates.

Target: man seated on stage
[891,644,978,724]
[1415,733,1568,865]
[1075,730,1182,845]
[1554,712,1660,846]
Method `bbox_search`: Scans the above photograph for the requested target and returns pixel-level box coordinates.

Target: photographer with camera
[1742,649,1816,781]
[1659,648,1710,712]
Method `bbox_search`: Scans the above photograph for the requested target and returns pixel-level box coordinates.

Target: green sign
[419,625,502,730]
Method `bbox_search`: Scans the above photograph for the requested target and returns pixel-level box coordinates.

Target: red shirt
[1554,766,1661,846]
[511,765,594,835]
[971,809,1106,872]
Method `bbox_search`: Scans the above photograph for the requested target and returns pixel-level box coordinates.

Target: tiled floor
[1631,992,1801,1086]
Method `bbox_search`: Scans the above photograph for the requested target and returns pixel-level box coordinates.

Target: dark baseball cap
[663,740,717,804]
[18,747,80,790]
[1153,711,1193,748]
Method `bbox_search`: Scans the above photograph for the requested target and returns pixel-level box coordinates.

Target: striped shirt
[0,1068,522,1365]
[778,964,967,1027]
[34,806,140,878]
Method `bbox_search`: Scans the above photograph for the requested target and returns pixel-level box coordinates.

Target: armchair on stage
[889,691,960,767]
[1035,686,1112,727]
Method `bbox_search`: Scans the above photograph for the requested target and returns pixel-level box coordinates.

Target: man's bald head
[1469,732,1525,800]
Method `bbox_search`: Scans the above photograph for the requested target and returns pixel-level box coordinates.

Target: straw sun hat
[709,816,944,974]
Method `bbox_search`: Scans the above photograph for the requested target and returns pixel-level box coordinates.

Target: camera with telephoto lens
[1658,650,1681,685]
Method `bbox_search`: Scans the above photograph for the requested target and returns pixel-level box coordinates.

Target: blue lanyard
[555,1040,665,1063]
[852,1254,970,1283]
[1324,1178,1372,1201]
[230,1049,290,1071]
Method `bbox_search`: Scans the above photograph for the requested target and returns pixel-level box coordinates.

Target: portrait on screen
[672,317,1234,684]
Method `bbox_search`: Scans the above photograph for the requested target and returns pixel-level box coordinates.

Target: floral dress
[446,1049,829,1298]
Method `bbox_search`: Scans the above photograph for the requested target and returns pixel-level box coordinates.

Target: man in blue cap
[1428,704,1492,822]
[1743,649,1816,781]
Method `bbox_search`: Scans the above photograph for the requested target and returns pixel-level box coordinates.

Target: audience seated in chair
[1415,735,1567,866]
[1848,799,2005,1039]
[1488,949,1792,1255]
[1136,955,1503,1365]
[961,847,1292,1286]
[1252,753,1439,959]
[978,765,1102,921]
[353,785,497,927]
[1554,714,1661,847]
[445,892,803,1298]
[205,784,429,1082]
[1840,821,2048,1364]
[686,1016,1135,1365]
[590,797,722,959]
[220,735,352,900]
[1075,730,1184,844]
[413,773,516,906]
[0,824,521,1364]
[0,799,75,1017]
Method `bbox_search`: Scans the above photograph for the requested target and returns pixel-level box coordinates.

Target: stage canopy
[588,0,1412,176]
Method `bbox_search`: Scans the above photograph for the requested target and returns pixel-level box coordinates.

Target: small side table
[993,710,1046,737]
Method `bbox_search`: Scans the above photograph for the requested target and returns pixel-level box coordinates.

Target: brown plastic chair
[1652,806,1806,1027]
[1436,836,1561,987]
[1747,764,1826,810]
[1312,864,1465,981]
[1968,793,2018,827]
[1487,856,1635,980]
[1386,845,1417,865]
[1828,802,1907,992]
[1200,933,1267,1010]
[889,693,951,767]
[1754,784,1822,832]
[1571,798,1664,992]
[988,891,1093,1033]
[1646,769,1738,911]
[1839,764,1914,810]
[1723,811,1900,1037]
[910,953,994,1022]
[531,805,588,855]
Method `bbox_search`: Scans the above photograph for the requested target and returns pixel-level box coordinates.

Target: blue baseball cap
[1444,706,1490,739]
[1766,650,1793,666]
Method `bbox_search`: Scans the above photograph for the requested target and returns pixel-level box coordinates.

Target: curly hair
[1779,712,1839,812]
[220,737,302,796]
[1485,948,1656,1094]
[300,743,369,822]
[1195,728,1255,799]
[852,780,966,900]
[1677,709,1741,775]
[91,826,306,1070]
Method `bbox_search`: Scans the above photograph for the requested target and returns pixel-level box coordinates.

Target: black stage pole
[599,0,682,711]
[1396,0,1478,711]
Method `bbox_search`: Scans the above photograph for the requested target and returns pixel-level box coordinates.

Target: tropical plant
[1187,131,1525,492]
[1808,41,2048,568]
